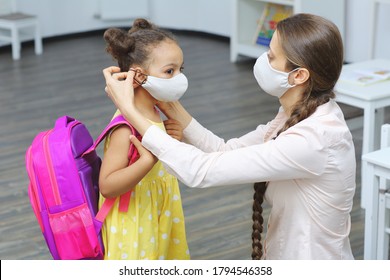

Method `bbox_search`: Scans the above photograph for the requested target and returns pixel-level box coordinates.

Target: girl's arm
[99,125,157,198]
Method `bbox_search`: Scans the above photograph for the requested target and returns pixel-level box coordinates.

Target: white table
[335,59,390,208]
[362,147,390,259]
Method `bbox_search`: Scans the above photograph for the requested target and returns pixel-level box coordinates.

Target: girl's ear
[130,66,147,88]
[291,68,310,86]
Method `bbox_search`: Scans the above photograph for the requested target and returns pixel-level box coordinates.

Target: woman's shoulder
[300,100,353,143]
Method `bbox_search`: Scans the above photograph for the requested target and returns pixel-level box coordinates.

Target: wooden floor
[0,29,387,260]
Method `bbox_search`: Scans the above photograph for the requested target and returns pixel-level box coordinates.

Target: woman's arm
[181,118,272,152]
[103,67,327,189]
[103,67,270,152]
[135,124,327,188]
[99,126,157,198]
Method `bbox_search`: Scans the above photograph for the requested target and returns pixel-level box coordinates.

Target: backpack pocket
[49,203,103,260]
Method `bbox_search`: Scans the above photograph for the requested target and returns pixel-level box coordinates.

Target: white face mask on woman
[253,52,299,98]
[138,72,188,102]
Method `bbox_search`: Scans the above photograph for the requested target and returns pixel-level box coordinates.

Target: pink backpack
[25,115,139,260]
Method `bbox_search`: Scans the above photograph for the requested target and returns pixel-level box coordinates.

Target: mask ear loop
[129,68,148,85]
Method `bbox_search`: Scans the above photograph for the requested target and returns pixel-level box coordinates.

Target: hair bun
[129,18,154,33]
[104,28,134,61]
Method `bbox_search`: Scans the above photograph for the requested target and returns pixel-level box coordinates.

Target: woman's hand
[164,119,184,141]
[129,135,158,166]
[103,66,136,115]
[156,100,193,129]
[156,101,180,120]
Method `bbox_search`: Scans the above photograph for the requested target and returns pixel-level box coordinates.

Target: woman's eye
[166,69,174,75]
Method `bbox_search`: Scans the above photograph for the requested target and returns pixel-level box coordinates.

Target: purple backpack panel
[25,115,137,260]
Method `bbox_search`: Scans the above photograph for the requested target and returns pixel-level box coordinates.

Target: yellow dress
[98,118,190,260]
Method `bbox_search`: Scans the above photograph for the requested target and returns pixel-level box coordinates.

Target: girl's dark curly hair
[103,18,177,71]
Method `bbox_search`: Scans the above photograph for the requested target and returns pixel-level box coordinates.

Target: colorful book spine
[253,4,293,47]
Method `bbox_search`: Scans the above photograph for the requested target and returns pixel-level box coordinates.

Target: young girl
[98,18,190,260]
[103,14,356,260]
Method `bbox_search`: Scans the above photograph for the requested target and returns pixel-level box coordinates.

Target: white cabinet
[230,0,346,62]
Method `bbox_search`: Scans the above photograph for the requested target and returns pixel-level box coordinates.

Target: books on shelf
[339,67,390,86]
[253,3,293,47]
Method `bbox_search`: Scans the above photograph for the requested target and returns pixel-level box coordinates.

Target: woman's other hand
[164,119,184,141]
[156,100,193,129]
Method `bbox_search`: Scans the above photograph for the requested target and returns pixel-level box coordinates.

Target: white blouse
[142,99,356,259]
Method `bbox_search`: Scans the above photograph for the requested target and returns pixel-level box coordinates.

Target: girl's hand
[103,66,136,114]
[129,135,158,166]
[164,119,184,141]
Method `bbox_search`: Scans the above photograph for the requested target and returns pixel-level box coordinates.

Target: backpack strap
[82,115,138,157]
[95,198,116,224]
[86,115,142,222]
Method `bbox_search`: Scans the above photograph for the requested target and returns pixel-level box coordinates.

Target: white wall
[2,0,390,62]
[10,0,230,38]
[149,0,231,37]
[13,0,132,37]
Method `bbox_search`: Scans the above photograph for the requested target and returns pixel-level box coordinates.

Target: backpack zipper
[26,146,44,231]
[43,130,62,205]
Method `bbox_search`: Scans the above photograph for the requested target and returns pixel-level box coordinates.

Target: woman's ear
[290,68,310,86]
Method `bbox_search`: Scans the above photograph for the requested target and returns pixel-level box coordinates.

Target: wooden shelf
[230,0,346,62]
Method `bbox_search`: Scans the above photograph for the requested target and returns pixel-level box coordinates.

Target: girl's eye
[166,69,174,75]
[180,66,184,72]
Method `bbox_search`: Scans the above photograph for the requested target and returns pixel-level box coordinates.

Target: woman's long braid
[252,181,267,260]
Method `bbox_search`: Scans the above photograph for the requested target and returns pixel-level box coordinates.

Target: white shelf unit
[230,0,346,62]
[368,0,390,59]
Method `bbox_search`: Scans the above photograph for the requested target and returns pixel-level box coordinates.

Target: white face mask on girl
[140,72,188,102]
[253,52,299,98]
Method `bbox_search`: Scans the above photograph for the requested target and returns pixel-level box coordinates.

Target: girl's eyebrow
[162,63,178,68]
[162,62,184,69]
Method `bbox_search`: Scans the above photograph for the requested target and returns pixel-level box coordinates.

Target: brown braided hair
[103,18,177,72]
[251,13,343,260]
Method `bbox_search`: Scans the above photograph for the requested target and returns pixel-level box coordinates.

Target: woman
[103,14,356,260]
